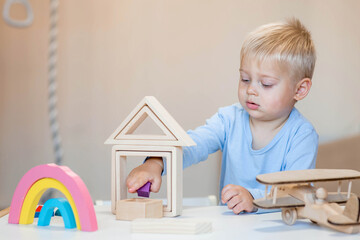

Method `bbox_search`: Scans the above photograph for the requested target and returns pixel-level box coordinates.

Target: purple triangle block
[137,182,151,198]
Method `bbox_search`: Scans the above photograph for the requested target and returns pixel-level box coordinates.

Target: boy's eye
[241,79,250,83]
[261,82,273,88]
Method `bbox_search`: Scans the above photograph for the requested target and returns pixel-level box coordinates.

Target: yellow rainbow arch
[19,178,81,229]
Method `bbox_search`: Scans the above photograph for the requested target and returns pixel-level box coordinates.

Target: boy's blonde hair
[240,18,316,81]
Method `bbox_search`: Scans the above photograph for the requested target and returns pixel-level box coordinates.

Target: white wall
[1,0,360,209]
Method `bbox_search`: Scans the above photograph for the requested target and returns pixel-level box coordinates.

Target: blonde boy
[127,18,318,214]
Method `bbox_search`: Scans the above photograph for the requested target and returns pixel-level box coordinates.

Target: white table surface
[0,205,358,240]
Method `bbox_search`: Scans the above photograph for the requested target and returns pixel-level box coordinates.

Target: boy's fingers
[221,188,237,204]
[231,196,254,213]
[150,178,162,193]
[233,202,245,214]
[227,195,242,209]
[221,184,234,195]
[221,184,241,203]
[128,177,149,193]
[126,177,135,191]
[221,185,231,203]
[128,182,140,193]
[242,198,255,212]
[235,201,253,213]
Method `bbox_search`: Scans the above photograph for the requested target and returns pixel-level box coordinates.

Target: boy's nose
[247,84,258,96]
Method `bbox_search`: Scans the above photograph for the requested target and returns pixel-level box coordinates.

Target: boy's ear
[294,78,312,101]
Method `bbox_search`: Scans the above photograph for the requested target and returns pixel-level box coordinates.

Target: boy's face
[238,58,297,122]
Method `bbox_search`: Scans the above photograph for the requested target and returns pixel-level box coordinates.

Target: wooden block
[137,182,151,198]
[36,205,43,212]
[35,205,53,218]
[131,218,212,234]
[116,198,163,221]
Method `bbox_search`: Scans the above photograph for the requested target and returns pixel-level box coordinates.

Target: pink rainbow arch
[8,164,97,232]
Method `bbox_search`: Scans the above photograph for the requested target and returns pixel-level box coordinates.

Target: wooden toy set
[105,96,196,218]
[3,96,360,235]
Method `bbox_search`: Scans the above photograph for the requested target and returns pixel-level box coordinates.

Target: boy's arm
[162,109,228,174]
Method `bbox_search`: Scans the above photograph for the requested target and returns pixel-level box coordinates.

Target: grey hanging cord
[48,0,63,165]
[2,0,63,203]
[42,0,63,202]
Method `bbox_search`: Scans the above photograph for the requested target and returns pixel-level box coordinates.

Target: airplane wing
[256,169,360,185]
[327,215,360,226]
[327,192,348,204]
[254,193,349,209]
[253,195,305,209]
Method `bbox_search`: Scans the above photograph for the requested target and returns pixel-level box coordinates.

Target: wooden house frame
[105,96,196,216]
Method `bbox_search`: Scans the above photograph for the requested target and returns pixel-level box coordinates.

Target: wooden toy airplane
[253,169,360,234]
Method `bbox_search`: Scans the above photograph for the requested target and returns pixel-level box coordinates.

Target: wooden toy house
[105,96,196,216]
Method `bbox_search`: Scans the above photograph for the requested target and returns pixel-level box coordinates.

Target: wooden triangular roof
[104,96,196,146]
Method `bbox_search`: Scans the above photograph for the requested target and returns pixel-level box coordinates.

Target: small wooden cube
[116,198,163,221]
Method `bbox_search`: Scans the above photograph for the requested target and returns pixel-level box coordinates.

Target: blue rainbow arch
[38,198,76,229]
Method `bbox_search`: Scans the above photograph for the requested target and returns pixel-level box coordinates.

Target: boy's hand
[221,184,255,214]
[126,157,163,193]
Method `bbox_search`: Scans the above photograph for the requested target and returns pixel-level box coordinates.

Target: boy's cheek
[238,90,247,100]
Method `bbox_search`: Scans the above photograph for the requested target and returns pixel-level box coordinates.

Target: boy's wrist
[145,157,164,172]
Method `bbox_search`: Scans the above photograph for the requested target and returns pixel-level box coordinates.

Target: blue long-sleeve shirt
[164,104,318,210]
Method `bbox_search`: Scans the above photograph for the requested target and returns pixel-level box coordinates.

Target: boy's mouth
[246,101,259,110]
